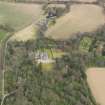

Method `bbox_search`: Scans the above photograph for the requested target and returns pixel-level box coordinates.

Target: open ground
[46,4,105,40]
[87,68,105,105]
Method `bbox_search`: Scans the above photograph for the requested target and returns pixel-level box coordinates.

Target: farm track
[0,35,11,71]
[87,68,105,105]
[9,0,98,5]
[0,44,3,71]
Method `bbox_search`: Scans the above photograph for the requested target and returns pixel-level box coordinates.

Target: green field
[0,2,42,31]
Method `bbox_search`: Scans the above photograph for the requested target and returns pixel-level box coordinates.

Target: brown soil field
[45,4,105,40]
[87,68,105,105]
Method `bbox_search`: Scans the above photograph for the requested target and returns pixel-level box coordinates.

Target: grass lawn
[0,30,7,41]
[42,48,66,59]
[79,36,92,52]
[0,2,42,31]
[41,63,54,72]
[52,49,66,58]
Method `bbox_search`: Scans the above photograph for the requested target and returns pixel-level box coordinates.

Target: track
[0,44,3,71]
[13,0,98,5]
[0,41,5,71]
[0,34,12,71]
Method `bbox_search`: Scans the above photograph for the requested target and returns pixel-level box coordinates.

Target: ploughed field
[0,2,42,31]
[87,68,105,105]
[46,4,105,40]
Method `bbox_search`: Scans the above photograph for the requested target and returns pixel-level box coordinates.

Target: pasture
[87,68,105,105]
[46,4,105,40]
[0,2,42,31]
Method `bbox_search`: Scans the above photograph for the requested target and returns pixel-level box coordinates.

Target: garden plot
[46,4,105,40]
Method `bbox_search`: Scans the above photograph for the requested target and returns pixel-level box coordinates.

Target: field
[87,68,105,105]
[0,2,42,31]
[46,4,105,40]
[11,25,37,41]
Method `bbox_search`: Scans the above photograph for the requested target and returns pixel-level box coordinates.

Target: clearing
[86,68,105,105]
[0,2,42,30]
[46,4,105,40]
